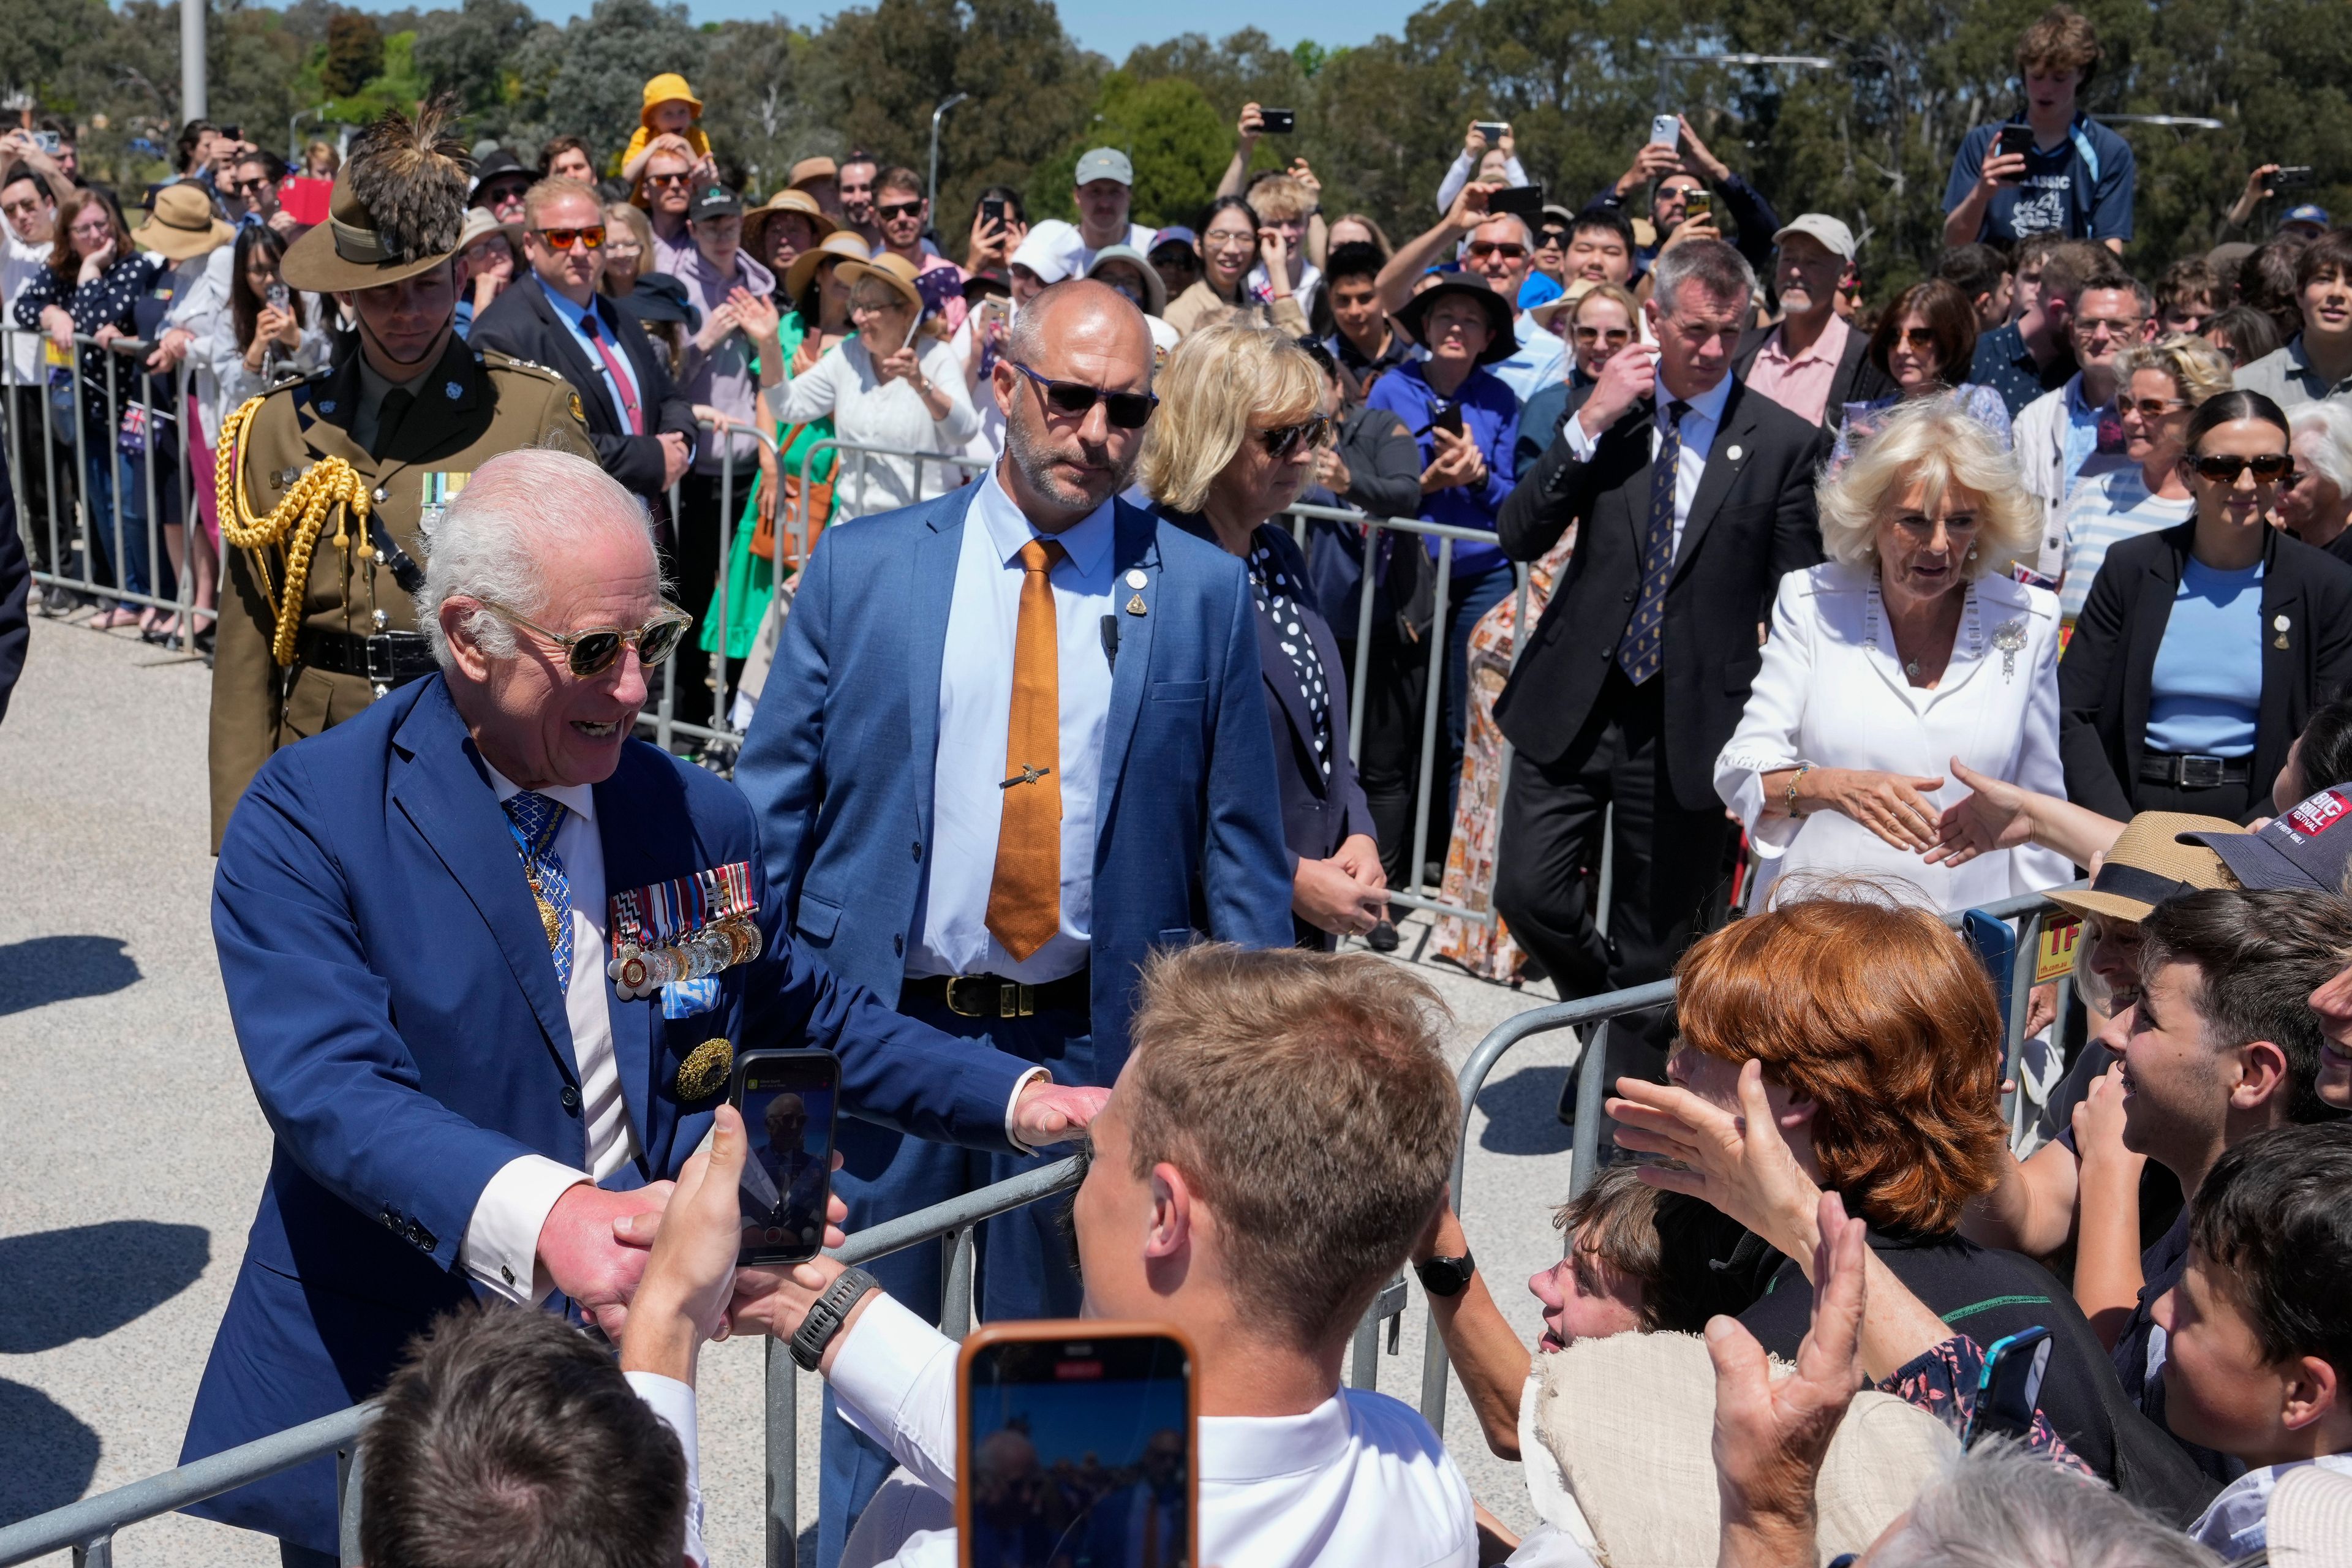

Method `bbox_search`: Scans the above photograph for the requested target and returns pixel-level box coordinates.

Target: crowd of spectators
[10,6,2352,1566]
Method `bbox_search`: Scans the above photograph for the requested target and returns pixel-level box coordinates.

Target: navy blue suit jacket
[733,482,1295,1078]
[182,674,1030,1548]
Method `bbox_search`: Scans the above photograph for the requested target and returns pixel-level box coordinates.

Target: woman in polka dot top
[1139,322,1388,948]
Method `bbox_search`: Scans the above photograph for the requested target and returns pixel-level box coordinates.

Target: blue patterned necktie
[502,791,574,990]
[1616,399,1689,685]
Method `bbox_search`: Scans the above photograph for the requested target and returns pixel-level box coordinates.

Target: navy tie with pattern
[502,791,574,990]
[1615,399,1689,685]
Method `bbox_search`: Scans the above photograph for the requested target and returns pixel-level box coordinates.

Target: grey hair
[414,446,659,668]
[1815,397,2041,579]
[1868,1441,2219,1568]
[1469,211,1534,248]
[1649,238,1757,318]
[2291,398,2352,496]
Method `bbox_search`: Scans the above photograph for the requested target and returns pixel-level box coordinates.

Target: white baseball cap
[1771,213,1856,262]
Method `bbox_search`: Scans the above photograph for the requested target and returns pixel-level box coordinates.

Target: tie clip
[1000,764,1052,789]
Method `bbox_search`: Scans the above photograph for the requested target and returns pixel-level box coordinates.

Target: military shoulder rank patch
[608,861,763,1000]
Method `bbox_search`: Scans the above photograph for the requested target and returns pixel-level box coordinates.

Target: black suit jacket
[1159,509,1375,872]
[469,274,698,498]
[1728,321,1896,433]
[2059,521,2352,821]
[1493,378,1825,810]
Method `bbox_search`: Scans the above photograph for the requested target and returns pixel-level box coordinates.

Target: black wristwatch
[1415,1252,1476,1298]
[789,1265,881,1371]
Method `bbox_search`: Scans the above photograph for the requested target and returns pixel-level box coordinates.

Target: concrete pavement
[0,611,1591,1562]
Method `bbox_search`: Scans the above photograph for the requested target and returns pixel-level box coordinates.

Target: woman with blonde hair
[1715,398,2068,911]
[2055,332,2233,623]
[1142,322,1388,944]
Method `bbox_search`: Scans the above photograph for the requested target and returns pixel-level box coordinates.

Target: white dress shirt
[1715,562,2072,913]
[625,1370,707,1567]
[909,467,1116,984]
[1561,368,1733,563]
[459,768,643,1306]
[830,1291,1479,1568]
[4,228,53,387]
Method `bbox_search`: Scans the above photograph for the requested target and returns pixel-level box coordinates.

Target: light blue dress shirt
[543,285,644,434]
[2146,557,2264,757]
[908,467,1117,983]
[1490,311,1567,405]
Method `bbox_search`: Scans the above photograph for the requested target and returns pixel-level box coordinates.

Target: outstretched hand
[1014,1080,1109,1146]
[1607,1059,1821,1255]
[1706,1191,1868,1568]
[1922,756,2032,867]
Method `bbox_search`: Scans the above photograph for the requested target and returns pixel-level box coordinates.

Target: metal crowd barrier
[1412,881,2084,1436]
[1,323,202,652]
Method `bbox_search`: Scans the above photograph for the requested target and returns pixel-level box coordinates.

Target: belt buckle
[364,634,399,685]
[998,982,1033,1020]
[2180,755,2225,789]
[943,975,990,1017]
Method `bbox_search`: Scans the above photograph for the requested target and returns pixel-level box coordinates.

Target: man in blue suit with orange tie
[734,278,1295,1567]
[181,450,1102,1565]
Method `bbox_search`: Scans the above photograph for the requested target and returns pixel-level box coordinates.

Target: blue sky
[516,0,1425,64]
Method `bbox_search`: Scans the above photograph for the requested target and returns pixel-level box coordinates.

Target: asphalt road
[0,611,1589,1564]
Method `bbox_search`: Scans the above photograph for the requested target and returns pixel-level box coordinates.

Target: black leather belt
[2138,752,2252,788]
[902,967,1090,1019]
[296,628,439,688]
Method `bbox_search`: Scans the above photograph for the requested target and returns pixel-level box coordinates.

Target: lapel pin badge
[1126,568,1147,589]
[1127,594,1148,616]
[2275,612,2291,649]
[1725,444,1744,462]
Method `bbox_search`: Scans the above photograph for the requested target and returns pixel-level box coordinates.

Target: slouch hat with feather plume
[281,98,471,292]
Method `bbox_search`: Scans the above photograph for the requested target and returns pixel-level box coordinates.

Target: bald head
[1006,277,1153,378]
[995,279,1157,528]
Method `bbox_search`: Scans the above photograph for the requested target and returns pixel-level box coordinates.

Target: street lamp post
[929,92,970,218]
[181,0,208,123]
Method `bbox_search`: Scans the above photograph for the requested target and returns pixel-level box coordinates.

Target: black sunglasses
[876,200,924,221]
[1008,360,1158,429]
[2188,452,2294,484]
[1259,415,1331,458]
[477,599,692,677]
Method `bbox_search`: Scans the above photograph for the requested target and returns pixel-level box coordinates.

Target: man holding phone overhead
[182,449,1101,1567]
[1942,6,2135,253]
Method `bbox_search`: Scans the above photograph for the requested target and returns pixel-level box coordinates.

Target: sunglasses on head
[1468,241,1527,260]
[535,224,606,251]
[876,200,924,221]
[2188,452,2294,484]
[1259,415,1331,459]
[1008,360,1158,429]
[475,599,692,677]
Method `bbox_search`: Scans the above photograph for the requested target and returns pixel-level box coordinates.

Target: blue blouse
[2146,556,2264,757]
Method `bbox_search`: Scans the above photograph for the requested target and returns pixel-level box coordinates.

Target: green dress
[699,315,849,658]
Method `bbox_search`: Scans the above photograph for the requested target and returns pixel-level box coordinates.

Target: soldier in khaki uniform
[211,101,592,847]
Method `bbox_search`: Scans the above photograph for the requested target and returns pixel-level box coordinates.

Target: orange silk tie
[986,537,1066,960]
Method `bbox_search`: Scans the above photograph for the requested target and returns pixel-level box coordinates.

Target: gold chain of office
[215,393,374,668]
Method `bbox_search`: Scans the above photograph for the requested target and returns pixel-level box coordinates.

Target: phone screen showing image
[963,1332,1194,1568]
[734,1052,839,1265]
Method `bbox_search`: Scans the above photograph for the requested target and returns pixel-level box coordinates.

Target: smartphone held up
[731,1047,840,1267]
[959,1322,1198,1568]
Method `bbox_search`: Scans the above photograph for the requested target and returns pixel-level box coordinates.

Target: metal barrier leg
[1407,539,1455,900]
[70,1537,111,1568]
[337,1440,365,1565]
[712,447,736,739]
[1569,1020,1613,1199]
[2003,910,2046,1137]
[766,1338,797,1568]
[940,1225,974,1340]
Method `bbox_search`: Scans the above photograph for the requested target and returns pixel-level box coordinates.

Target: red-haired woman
[1609,893,2160,1490]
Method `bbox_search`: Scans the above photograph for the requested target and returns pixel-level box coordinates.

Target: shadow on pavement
[0,1378,101,1526]
[0,934,142,1016]
[0,1220,211,1353]
[1474,1064,1575,1156]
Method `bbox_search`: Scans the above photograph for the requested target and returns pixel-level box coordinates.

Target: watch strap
[788,1265,881,1371]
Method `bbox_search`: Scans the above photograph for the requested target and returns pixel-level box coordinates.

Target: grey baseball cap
[1074,148,1134,187]
[1771,213,1856,262]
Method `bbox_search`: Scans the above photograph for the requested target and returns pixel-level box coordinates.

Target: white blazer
[1717,561,2071,913]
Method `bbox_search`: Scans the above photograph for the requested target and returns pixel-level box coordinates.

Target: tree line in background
[7,0,2352,290]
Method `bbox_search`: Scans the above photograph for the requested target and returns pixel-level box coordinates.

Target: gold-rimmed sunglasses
[474,600,692,677]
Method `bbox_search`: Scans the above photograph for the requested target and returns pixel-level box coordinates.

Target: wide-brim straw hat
[2044,811,2245,925]
[281,102,471,293]
[131,183,235,262]
[834,252,924,316]
[783,230,872,305]
[743,188,839,264]
[1527,277,1600,331]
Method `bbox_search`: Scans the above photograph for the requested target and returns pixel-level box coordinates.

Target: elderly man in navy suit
[180,449,1101,1566]
[734,277,1294,1567]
